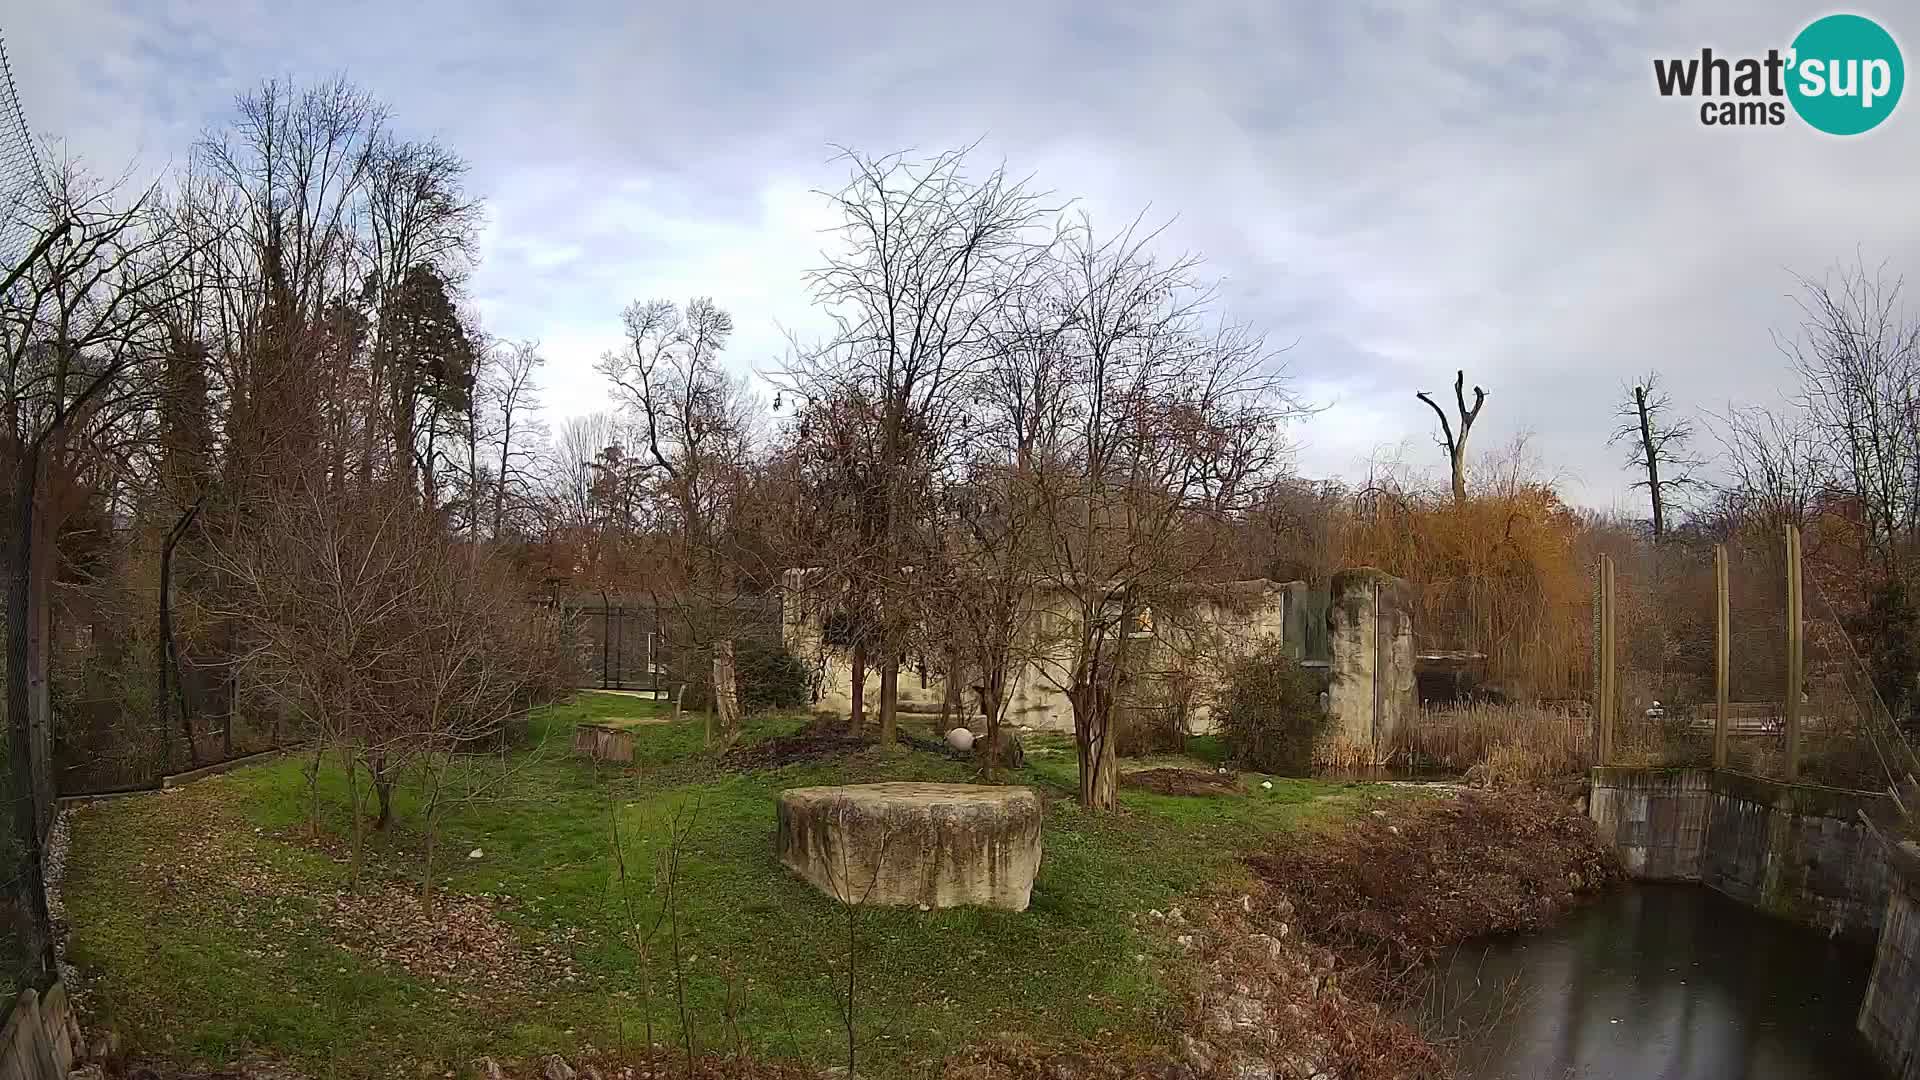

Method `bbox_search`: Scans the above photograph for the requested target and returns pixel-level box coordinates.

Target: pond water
[1421,885,1883,1080]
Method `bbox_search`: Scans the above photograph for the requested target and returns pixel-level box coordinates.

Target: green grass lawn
[63,693,1380,1078]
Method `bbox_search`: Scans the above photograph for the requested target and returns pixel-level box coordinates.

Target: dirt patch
[1244,788,1621,979]
[719,717,875,770]
[1121,768,1239,796]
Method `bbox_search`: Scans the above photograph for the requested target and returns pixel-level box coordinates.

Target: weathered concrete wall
[1702,771,1897,940]
[1323,568,1416,763]
[0,982,83,1080]
[1589,767,1899,940]
[1860,841,1920,1080]
[1587,766,1712,881]
[782,572,1299,736]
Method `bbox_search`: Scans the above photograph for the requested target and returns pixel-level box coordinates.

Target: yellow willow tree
[1341,451,1590,699]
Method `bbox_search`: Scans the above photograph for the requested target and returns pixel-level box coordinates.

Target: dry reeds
[1395,703,1593,785]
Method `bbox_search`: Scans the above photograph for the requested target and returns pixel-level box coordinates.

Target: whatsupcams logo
[1653,13,1904,133]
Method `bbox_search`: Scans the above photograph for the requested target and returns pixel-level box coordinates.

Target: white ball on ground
[945,727,976,752]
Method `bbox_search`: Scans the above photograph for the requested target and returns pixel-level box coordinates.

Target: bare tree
[1779,261,1920,577]
[1416,370,1487,502]
[1609,373,1699,540]
[778,145,1058,748]
[0,164,197,983]
[1023,217,1300,809]
[1709,403,1827,532]
[596,297,758,731]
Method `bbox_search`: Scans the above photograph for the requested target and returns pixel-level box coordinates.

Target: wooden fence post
[1714,543,1730,769]
[1785,524,1803,782]
[1598,555,1616,765]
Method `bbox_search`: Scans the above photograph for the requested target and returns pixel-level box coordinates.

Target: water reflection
[1421,885,1881,1080]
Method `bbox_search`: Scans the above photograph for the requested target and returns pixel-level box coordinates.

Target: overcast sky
[7,0,1915,511]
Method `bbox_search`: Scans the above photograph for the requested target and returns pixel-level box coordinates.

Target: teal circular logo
[1788,14,1904,135]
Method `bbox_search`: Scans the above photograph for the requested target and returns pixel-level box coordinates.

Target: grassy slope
[63,694,1378,1078]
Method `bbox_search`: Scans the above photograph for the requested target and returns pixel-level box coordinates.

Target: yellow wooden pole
[1598,555,1616,765]
[1715,544,1730,769]
[1784,525,1803,782]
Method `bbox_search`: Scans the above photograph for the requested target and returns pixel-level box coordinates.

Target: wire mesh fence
[0,29,46,273]
[1598,526,1920,792]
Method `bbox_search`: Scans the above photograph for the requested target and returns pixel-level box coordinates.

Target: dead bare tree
[1609,373,1699,540]
[1416,370,1487,502]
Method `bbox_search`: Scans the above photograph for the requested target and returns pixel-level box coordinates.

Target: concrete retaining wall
[1860,842,1920,1080]
[1588,766,1712,881]
[0,982,82,1080]
[1588,766,1898,940]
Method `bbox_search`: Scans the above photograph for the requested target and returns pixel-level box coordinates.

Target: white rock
[468,848,484,860]
[1260,780,1274,790]
[945,727,976,752]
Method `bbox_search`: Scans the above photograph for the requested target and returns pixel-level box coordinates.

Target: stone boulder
[776,782,1042,911]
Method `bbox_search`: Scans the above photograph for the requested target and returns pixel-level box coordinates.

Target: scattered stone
[1166,906,1185,923]
[1231,1060,1276,1080]
[1176,934,1195,951]
[542,1054,578,1080]
[1149,908,1166,920]
[66,1067,105,1080]
[582,1069,605,1080]
[1248,932,1285,962]
[474,1058,505,1080]
[946,727,976,752]
[1239,894,1253,914]
[1260,780,1274,790]
[468,848,484,860]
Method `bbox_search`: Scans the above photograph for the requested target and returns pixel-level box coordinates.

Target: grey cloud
[9,0,1915,507]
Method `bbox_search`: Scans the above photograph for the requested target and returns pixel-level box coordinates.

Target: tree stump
[776,782,1042,911]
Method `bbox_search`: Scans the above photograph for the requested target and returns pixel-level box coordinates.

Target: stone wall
[1587,766,1712,881]
[1324,569,1416,761]
[782,572,1299,736]
[0,982,83,1080]
[1860,841,1920,1080]
[1588,766,1899,940]
[1702,771,1896,939]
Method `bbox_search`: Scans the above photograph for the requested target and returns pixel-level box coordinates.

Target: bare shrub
[1217,647,1325,775]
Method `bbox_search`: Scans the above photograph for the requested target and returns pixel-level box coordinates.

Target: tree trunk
[1449,448,1468,504]
[878,661,899,750]
[981,665,1007,782]
[26,466,56,831]
[372,751,395,831]
[159,501,202,767]
[1635,386,1665,540]
[712,639,742,747]
[4,451,54,989]
[1070,682,1118,811]
[939,646,961,733]
[848,642,867,734]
